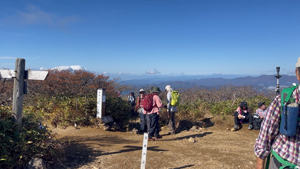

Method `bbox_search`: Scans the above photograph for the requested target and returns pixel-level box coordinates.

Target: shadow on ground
[51,134,141,168]
[160,132,213,141]
[174,164,195,169]
[102,145,168,156]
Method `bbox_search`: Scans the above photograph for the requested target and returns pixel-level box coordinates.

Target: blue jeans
[148,113,159,138]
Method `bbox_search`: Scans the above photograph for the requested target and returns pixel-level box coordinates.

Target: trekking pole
[275,67,281,96]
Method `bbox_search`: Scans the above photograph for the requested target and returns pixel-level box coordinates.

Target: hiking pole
[275,67,282,96]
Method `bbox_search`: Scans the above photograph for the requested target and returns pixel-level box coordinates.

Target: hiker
[136,89,147,133]
[148,87,165,141]
[118,91,122,97]
[232,101,253,130]
[253,102,267,130]
[165,85,178,135]
[146,86,155,131]
[127,92,136,116]
[255,57,300,169]
[255,102,267,119]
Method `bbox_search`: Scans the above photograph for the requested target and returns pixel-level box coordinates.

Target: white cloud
[145,68,161,74]
[0,56,16,59]
[4,5,78,28]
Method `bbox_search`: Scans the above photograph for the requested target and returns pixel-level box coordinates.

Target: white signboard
[0,70,15,78]
[0,70,48,80]
[27,70,48,80]
[141,133,149,169]
[97,89,103,118]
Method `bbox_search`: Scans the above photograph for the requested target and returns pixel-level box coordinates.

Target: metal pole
[12,58,25,126]
[275,67,281,96]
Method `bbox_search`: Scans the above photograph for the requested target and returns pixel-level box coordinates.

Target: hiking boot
[148,137,155,141]
[232,125,239,131]
[248,125,253,130]
[155,135,162,139]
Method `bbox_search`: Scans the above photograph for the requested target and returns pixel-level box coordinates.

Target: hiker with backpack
[145,87,165,141]
[232,101,253,131]
[135,89,147,133]
[127,92,136,116]
[253,102,267,130]
[165,85,179,135]
[254,57,300,169]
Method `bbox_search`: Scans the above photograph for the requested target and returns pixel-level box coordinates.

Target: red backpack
[143,94,154,112]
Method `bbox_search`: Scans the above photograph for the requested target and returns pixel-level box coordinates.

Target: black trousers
[234,112,253,125]
[148,113,159,138]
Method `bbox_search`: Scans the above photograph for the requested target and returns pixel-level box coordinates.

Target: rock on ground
[27,158,46,169]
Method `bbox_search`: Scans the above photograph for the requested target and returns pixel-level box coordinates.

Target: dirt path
[52,124,259,169]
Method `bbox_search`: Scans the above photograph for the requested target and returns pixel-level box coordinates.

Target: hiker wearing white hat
[135,89,147,133]
[165,85,178,135]
[255,57,300,169]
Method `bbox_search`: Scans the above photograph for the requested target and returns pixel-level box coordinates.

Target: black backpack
[253,116,263,130]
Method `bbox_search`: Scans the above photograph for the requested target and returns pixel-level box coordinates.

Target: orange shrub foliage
[28,70,119,97]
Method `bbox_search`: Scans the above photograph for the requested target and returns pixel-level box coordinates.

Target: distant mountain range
[121,75,298,90]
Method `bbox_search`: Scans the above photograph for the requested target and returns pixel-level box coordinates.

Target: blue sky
[0,0,300,77]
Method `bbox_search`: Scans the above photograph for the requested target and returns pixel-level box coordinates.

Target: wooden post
[12,58,25,125]
[1,58,48,127]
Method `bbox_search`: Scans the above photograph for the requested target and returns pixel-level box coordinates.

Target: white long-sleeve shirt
[167,91,177,112]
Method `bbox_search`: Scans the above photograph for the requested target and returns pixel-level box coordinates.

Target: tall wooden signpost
[0,58,48,126]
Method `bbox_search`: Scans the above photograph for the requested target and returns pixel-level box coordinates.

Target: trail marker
[96,88,113,124]
[0,58,48,126]
[141,133,149,169]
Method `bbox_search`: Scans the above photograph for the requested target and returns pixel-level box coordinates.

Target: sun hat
[239,101,248,107]
[152,87,161,93]
[258,102,265,108]
[165,85,172,91]
[296,57,300,67]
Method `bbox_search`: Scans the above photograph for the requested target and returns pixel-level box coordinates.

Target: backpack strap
[271,149,297,169]
[281,85,298,111]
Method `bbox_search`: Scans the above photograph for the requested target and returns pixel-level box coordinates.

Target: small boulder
[27,158,46,169]
[188,137,195,143]
[103,124,110,131]
[189,125,198,132]
[132,128,138,134]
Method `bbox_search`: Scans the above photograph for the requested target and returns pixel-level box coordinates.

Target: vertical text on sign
[97,89,103,118]
[141,133,148,169]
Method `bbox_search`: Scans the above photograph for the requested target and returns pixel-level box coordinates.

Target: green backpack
[265,84,300,169]
[171,90,180,106]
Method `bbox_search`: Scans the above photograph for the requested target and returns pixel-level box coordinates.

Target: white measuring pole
[141,133,149,169]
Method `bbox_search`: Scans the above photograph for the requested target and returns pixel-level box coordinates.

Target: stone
[132,128,138,134]
[204,113,213,119]
[103,124,110,131]
[27,158,46,169]
[188,137,195,143]
[189,125,198,131]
